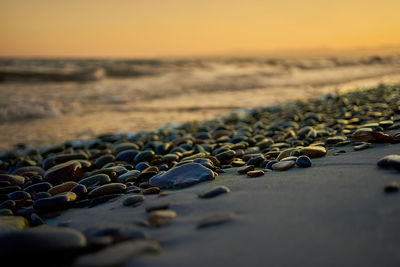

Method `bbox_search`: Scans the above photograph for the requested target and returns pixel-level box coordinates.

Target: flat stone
[143,187,161,195]
[116,170,140,183]
[276,148,298,161]
[299,146,327,158]
[272,160,296,171]
[123,195,145,207]
[237,165,254,174]
[149,163,215,188]
[79,174,111,188]
[0,226,86,259]
[24,182,52,194]
[247,170,265,177]
[0,174,25,186]
[73,240,160,267]
[44,161,83,185]
[384,182,400,193]
[0,216,29,233]
[148,210,177,227]
[353,142,371,151]
[197,212,235,229]
[48,181,78,196]
[88,183,127,198]
[377,154,400,170]
[89,194,122,207]
[34,192,77,212]
[199,185,230,198]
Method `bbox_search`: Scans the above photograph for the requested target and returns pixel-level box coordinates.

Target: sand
[47,143,400,267]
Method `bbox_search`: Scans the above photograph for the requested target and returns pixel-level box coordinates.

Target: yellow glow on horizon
[1,0,400,58]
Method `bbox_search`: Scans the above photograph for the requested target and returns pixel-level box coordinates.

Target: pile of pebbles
[1,83,400,265]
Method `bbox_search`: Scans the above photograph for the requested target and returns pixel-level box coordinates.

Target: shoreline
[1,82,400,266]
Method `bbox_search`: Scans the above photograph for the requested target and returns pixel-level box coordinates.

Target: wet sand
[50,143,400,267]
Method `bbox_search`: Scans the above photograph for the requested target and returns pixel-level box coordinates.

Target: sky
[0,0,399,58]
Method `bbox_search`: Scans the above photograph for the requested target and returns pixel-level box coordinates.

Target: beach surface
[48,143,400,267]
[1,55,400,150]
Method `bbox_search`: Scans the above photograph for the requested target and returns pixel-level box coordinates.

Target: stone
[34,192,77,212]
[88,183,127,198]
[73,240,160,267]
[134,150,155,163]
[353,142,370,151]
[300,146,327,158]
[116,170,140,183]
[48,181,78,195]
[199,185,230,198]
[276,148,298,161]
[197,212,235,229]
[0,174,25,186]
[0,226,86,260]
[24,182,52,194]
[79,174,111,188]
[149,163,215,188]
[30,213,45,226]
[123,195,145,207]
[143,187,161,195]
[326,136,347,144]
[8,191,31,201]
[71,184,88,198]
[237,165,254,174]
[377,154,400,170]
[148,210,177,227]
[384,182,400,193]
[115,149,139,162]
[296,155,312,168]
[0,200,15,210]
[272,160,295,171]
[12,166,45,176]
[247,170,265,177]
[94,154,115,168]
[265,160,278,169]
[0,216,29,233]
[0,209,13,216]
[44,161,83,185]
[89,194,122,207]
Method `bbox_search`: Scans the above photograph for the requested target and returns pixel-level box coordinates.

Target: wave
[0,55,399,82]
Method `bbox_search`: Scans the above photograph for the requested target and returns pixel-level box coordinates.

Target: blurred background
[1,0,400,150]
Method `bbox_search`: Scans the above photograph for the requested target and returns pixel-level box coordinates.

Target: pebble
[197,212,235,229]
[79,174,111,188]
[123,195,145,206]
[0,216,29,233]
[377,154,400,170]
[0,209,13,216]
[48,181,78,195]
[24,182,52,194]
[237,165,254,174]
[34,192,77,212]
[299,146,327,158]
[73,240,160,267]
[88,183,127,198]
[8,191,31,201]
[199,185,230,198]
[296,155,312,168]
[353,142,370,151]
[272,160,295,171]
[89,194,123,207]
[44,161,83,185]
[116,170,140,183]
[247,170,265,177]
[143,187,161,195]
[148,210,177,227]
[149,163,215,188]
[384,182,400,193]
[0,174,25,186]
[0,226,86,260]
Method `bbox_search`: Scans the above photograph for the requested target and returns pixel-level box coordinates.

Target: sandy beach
[1,81,400,266]
[51,143,400,267]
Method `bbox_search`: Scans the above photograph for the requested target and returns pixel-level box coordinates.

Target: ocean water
[0,55,400,149]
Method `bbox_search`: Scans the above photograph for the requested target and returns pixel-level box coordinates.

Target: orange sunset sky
[0,0,400,58]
